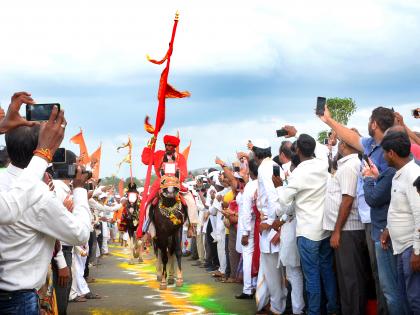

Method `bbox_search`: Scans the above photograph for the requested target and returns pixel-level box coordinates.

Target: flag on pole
[116,136,134,180]
[182,141,192,163]
[90,144,102,180]
[118,179,124,197]
[70,130,90,165]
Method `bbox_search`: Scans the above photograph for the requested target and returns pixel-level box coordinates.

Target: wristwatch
[414,248,420,256]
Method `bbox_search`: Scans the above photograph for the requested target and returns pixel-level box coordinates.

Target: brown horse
[149,175,188,289]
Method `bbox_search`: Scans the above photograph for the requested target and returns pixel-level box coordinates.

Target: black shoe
[235,293,254,299]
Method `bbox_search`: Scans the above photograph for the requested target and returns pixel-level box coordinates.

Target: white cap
[98,193,107,199]
[234,172,243,179]
[115,194,121,199]
[207,170,220,179]
[253,139,271,150]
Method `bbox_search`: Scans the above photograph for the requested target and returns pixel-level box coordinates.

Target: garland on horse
[148,173,189,289]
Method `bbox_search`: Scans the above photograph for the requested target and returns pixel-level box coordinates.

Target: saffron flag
[147,12,190,135]
[182,141,192,163]
[70,130,90,165]
[90,145,102,180]
[118,179,124,197]
[144,116,155,134]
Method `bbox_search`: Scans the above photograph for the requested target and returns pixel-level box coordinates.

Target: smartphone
[315,97,326,116]
[52,148,66,163]
[323,138,329,145]
[276,128,288,137]
[273,165,280,177]
[84,183,94,191]
[26,103,60,121]
[362,154,370,167]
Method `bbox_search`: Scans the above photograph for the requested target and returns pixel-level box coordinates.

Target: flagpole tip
[175,10,179,20]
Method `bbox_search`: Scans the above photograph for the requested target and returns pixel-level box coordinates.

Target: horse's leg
[156,249,162,282]
[175,228,183,287]
[160,247,168,290]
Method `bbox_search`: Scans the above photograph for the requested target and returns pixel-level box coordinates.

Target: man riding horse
[149,174,188,289]
[120,182,143,264]
[141,134,198,228]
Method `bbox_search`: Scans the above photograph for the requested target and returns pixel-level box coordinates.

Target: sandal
[211,271,224,278]
[221,278,237,283]
[70,296,87,303]
[84,292,101,299]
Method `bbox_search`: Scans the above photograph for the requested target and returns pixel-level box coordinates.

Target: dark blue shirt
[360,137,389,173]
[363,167,396,241]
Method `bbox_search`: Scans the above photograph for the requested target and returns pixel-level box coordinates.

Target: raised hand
[0,92,36,134]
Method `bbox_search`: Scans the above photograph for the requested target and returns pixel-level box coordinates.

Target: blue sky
[0,0,419,178]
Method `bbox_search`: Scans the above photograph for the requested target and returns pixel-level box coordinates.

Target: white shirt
[0,156,48,225]
[278,158,330,241]
[323,154,364,231]
[258,158,281,253]
[387,160,420,255]
[0,163,91,291]
[241,179,258,237]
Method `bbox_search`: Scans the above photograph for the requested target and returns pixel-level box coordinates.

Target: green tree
[318,97,357,143]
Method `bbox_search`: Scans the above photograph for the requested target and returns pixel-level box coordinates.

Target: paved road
[68,244,256,315]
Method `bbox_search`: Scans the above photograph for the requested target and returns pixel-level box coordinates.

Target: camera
[51,148,92,180]
[413,109,419,119]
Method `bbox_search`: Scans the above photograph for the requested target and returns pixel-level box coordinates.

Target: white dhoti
[72,246,90,296]
[101,222,110,254]
[242,232,255,295]
[260,252,287,314]
[216,233,226,274]
[286,265,305,314]
[279,219,305,314]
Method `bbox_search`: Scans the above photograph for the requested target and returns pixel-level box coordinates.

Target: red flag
[70,130,90,165]
[90,145,101,180]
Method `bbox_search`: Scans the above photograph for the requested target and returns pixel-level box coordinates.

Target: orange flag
[164,83,191,99]
[90,145,102,180]
[118,179,124,197]
[144,116,155,134]
[182,141,192,163]
[70,130,90,165]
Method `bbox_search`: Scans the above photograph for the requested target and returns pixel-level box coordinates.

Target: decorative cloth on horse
[160,175,180,190]
[163,135,180,147]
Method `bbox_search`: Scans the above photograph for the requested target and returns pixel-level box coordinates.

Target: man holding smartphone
[319,104,395,314]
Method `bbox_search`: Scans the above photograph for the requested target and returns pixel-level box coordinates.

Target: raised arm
[318,105,363,152]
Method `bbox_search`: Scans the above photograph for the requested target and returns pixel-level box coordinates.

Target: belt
[62,245,73,251]
[0,289,36,294]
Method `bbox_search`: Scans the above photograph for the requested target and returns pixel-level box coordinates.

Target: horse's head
[159,175,180,201]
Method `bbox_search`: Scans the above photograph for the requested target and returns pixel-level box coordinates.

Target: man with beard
[319,105,395,315]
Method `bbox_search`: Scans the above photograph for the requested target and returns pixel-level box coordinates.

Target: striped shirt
[323,153,364,231]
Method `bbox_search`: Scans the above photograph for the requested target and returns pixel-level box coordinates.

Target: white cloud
[0,0,419,82]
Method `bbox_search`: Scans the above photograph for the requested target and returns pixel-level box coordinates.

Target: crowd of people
[0,91,419,315]
[181,105,420,315]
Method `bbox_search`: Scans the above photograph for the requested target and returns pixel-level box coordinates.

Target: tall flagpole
[137,12,180,238]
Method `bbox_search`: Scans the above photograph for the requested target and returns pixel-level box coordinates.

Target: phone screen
[276,129,288,137]
[273,165,280,177]
[26,103,60,121]
[316,97,326,116]
[363,154,370,167]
